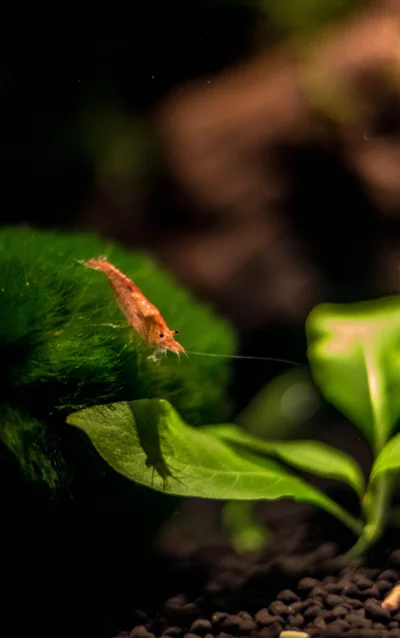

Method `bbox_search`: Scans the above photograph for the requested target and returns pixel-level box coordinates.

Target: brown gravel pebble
[254,609,283,627]
[276,590,300,604]
[162,626,184,637]
[238,618,257,634]
[298,578,319,592]
[269,601,289,616]
[220,614,242,631]
[189,619,212,635]
[211,612,228,626]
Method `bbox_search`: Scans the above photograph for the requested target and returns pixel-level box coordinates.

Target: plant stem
[347,474,392,557]
[347,343,394,558]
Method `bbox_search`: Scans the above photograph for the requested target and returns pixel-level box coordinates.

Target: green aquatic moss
[0,226,235,489]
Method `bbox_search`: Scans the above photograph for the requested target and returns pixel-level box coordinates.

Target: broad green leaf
[202,424,365,497]
[306,297,400,453]
[371,432,400,481]
[66,398,362,534]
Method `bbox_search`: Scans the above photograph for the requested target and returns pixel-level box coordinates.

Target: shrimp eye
[159,333,164,338]
[173,329,179,335]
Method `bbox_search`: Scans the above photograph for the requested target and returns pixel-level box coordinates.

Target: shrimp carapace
[81,257,185,361]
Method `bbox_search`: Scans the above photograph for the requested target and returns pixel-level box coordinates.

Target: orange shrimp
[80,257,299,368]
[81,257,185,363]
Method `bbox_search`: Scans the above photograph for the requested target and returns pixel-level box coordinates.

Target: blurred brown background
[1,0,400,408]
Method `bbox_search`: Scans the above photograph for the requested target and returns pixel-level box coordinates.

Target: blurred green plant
[224,365,323,553]
[210,298,400,555]
[258,0,367,36]
[235,366,322,440]
[221,500,270,554]
[306,298,400,555]
[225,0,369,37]
[79,101,154,188]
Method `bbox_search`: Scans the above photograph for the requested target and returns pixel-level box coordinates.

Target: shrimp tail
[77,256,109,271]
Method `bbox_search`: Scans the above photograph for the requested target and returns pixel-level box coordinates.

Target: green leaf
[202,424,365,497]
[66,398,362,534]
[371,432,400,481]
[306,297,400,453]
[235,366,323,440]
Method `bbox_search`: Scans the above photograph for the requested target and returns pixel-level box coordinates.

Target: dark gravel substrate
[113,549,400,637]
[111,498,400,638]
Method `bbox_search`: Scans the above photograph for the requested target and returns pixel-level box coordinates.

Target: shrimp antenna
[186,351,299,366]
